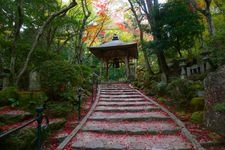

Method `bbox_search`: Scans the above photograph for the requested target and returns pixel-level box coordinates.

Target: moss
[213,102,225,112]
[190,97,204,111]
[191,111,203,124]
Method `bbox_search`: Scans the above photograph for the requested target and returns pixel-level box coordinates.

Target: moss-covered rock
[191,111,203,124]
[204,65,225,136]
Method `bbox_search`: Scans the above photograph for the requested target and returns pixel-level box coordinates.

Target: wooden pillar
[106,60,109,81]
[100,60,103,79]
[125,56,130,78]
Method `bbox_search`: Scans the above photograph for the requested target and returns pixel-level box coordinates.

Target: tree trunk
[10,0,24,85]
[204,0,215,36]
[74,0,91,64]
[189,0,215,36]
[128,0,154,75]
[156,51,169,74]
[15,1,77,85]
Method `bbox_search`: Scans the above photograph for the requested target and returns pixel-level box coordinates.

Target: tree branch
[16,0,77,85]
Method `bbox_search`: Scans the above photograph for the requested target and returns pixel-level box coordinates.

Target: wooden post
[100,60,103,79]
[125,56,130,78]
[106,60,109,81]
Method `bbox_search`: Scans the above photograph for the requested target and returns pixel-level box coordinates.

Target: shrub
[38,61,92,101]
[19,91,48,112]
[46,101,73,117]
[155,81,167,96]
[191,111,203,124]
[0,87,20,106]
[167,78,195,108]
[190,97,204,111]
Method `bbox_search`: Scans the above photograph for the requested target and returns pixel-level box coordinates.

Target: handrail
[0,103,49,150]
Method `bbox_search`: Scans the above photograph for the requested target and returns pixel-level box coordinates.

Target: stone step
[89,111,170,121]
[100,91,137,95]
[101,89,134,92]
[100,94,142,98]
[97,101,152,106]
[99,98,147,102]
[82,120,181,135]
[95,105,160,112]
[72,132,193,150]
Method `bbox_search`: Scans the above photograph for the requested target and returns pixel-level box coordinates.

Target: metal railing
[0,102,49,150]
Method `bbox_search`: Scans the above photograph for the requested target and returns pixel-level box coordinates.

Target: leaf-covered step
[82,120,181,135]
[100,91,137,95]
[95,105,160,112]
[100,94,142,98]
[72,132,192,150]
[99,98,147,102]
[97,101,152,106]
[89,111,170,121]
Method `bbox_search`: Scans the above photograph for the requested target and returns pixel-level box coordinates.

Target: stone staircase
[57,83,205,150]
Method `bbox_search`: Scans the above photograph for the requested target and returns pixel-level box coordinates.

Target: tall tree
[189,0,215,36]
[135,0,169,75]
[1,0,78,85]
[127,0,154,75]
[153,0,204,57]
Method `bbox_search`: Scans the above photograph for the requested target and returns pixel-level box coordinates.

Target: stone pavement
[57,83,205,150]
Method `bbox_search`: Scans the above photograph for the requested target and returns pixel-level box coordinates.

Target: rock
[204,65,225,136]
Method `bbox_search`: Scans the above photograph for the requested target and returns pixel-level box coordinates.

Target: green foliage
[8,98,19,107]
[213,102,225,112]
[0,87,20,106]
[208,34,225,67]
[38,60,92,100]
[155,81,167,96]
[167,78,195,108]
[152,0,204,56]
[190,97,204,111]
[19,91,48,112]
[191,111,203,124]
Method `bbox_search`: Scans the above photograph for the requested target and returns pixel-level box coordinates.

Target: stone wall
[204,65,225,135]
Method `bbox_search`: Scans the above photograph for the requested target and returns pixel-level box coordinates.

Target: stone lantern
[200,50,211,72]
